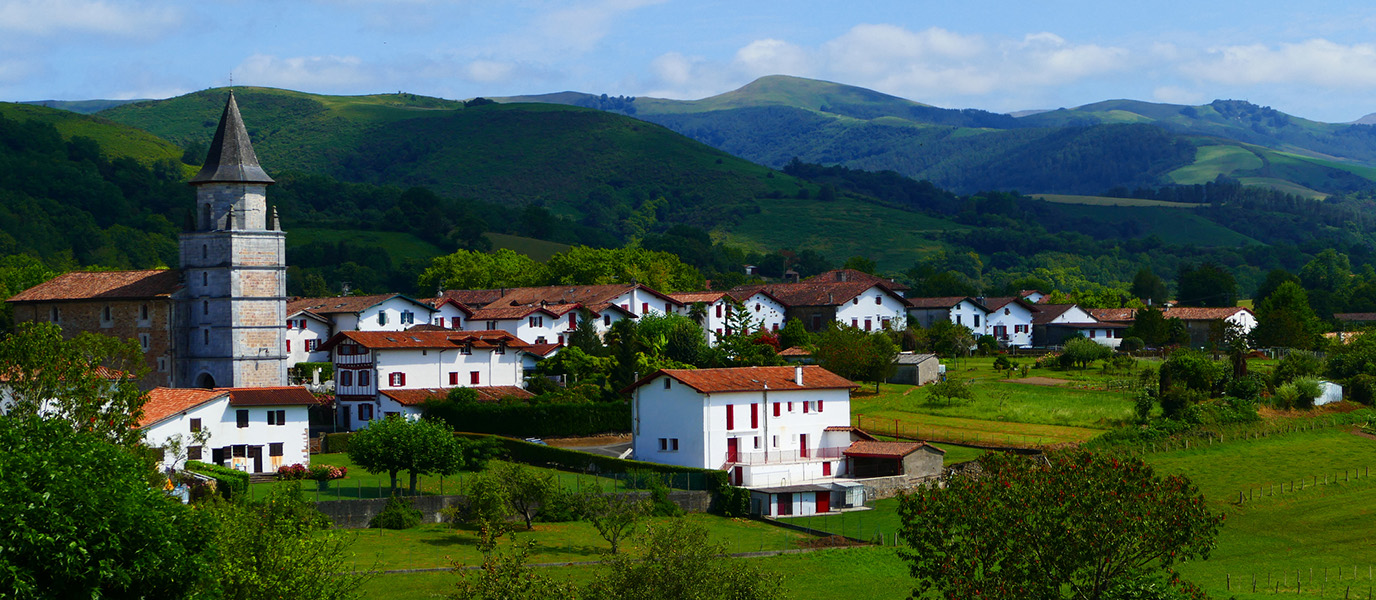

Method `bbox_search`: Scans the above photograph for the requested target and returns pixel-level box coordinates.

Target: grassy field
[1168,144,1264,184]
[0,101,187,167]
[484,232,572,261]
[250,454,680,501]
[1032,194,1200,208]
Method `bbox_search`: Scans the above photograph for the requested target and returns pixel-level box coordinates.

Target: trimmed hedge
[322,432,352,454]
[185,460,249,498]
[425,401,630,438]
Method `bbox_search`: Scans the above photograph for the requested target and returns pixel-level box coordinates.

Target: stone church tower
[178,91,287,388]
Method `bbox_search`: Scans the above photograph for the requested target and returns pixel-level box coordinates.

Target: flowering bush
[276,463,347,481]
[276,463,309,480]
[309,464,347,481]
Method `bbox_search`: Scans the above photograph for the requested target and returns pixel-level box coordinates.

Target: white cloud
[1152,85,1205,105]
[0,0,182,38]
[1001,32,1128,87]
[734,39,811,79]
[233,55,377,91]
[463,60,516,83]
[1182,39,1376,88]
[532,0,665,54]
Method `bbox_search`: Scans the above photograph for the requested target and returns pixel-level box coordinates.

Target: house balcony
[334,353,372,366]
[725,446,848,466]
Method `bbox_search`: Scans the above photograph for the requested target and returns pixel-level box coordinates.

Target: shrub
[322,432,352,454]
[1109,353,1137,372]
[716,486,751,518]
[276,463,309,480]
[1159,349,1225,395]
[992,356,1014,371]
[308,464,347,481]
[370,495,423,530]
[1158,387,1207,421]
[1271,350,1323,387]
[1034,353,1061,369]
[534,488,582,523]
[1134,390,1155,423]
[646,479,683,517]
[1225,373,1267,402]
[1292,377,1321,409]
[186,460,249,499]
[1349,374,1376,405]
[1120,337,1145,352]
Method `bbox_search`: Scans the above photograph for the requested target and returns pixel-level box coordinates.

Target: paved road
[558,441,632,459]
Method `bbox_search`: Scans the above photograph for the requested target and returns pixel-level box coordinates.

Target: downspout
[761,383,769,465]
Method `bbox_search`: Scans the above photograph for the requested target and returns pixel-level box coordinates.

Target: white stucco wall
[356,297,436,332]
[142,397,310,473]
[986,303,1034,347]
[835,287,908,332]
[285,314,331,365]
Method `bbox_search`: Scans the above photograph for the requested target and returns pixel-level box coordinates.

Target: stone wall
[316,490,713,529]
[12,298,177,389]
[857,473,941,501]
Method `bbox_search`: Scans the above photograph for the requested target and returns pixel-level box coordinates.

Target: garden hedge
[322,432,352,454]
[425,401,630,438]
[185,460,249,498]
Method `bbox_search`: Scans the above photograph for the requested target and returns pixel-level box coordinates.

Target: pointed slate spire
[189,91,275,185]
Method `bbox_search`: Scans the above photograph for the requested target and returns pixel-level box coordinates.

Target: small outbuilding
[888,353,940,386]
[843,441,946,479]
[1316,381,1343,406]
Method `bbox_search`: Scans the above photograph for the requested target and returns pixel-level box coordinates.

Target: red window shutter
[400,373,406,386]
[818,399,824,412]
[716,304,722,318]
[470,371,480,385]
[286,340,291,352]
[642,302,649,315]
[772,323,779,331]
[570,313,576,327]
[773,402,780,417]
[822,461,832,476]
[725,404,734,430]
[803,401,809,414]
[751,403,758,428]
[437,317,445,328]
[449,372,458,385]
[851,318,857,328]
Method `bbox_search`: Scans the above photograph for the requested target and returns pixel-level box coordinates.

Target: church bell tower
[178,91,287,388]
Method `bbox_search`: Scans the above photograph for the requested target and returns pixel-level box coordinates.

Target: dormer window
[400,311,415,325]
[461,344,472,355]
[495,343,506,355]
[378,312,388,326]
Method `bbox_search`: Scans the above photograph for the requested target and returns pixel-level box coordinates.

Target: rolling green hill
[0,102,186,167]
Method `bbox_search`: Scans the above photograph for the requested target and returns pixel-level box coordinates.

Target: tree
[812,324,898,392]
[416,248,545,293]
[586,518,787,600]
[449,539,576,600]
[777,317,811,350]
[842,255,876,274]
[0,321,148,446]
[1060,336,1112,369]
[497,463,557,530]
[926,378,972,406]
[579,491,649,554]
[0,416,218,598]
[1252,268,1300,306]
[1252,281,1322,350]
[1130,267,1169,305]
[1158,348,1226,397]
[544,246,704,292]
[898,449,1222,600]
[1176,262,1236,307]
[347,416,478,494]
[926,319,974,362]
[213,482,369,600]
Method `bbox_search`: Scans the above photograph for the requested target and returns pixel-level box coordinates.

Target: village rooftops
[317,329,530,352]
[379,386,534,406]
[440,283,682,314]
[1335,312,1376,323]
[287,293,433,316]
[623,365,857,394]
[1084,306,1253,323]
[906,296,983,310]
[729,280,903,308]
[467,302,582,321]
[139,386,319,427]
[843,440,945,459]
[805,268,910,292]
[7,270,182,303]
[1085,307,1137,323]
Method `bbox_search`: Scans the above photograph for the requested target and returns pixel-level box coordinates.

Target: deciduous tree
[586,518,786,600]
[347,416,480,494]
[898,449,1222,600]
[579,491,649,554]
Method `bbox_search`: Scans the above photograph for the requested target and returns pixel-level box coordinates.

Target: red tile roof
[805,269,909,291]
[317,329,530,352]
[439,289,508,308]
[287,293,434,315]
[1031,304,1078,325]
[778,346,812,357]
[526,343,563,357]
[8,270,181,303]
[139,388,227,427]
[446,284,681,315]
[1335,312,1376,322]
[1086,308,1137,323]
[824,425,877,441]
[380,386,534,406]
[668,291,729,304]
[624,365,856,394]
[226,387,321,407]
[1162,307,1252,321]
[843,440,944,458]
[468,303,580,321]
[729,280,900,308]
[906,296,973,309]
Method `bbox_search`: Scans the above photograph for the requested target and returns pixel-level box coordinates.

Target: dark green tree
[1252,268,1300,306]
[1252,281,1322,350]
[1130,267,1169,305]
[777,317,812,350]
[586,518,786,599]
[841,255,876,274]
[1176,262,1237,307]
[812,324,898,391]
[347,417,480,494]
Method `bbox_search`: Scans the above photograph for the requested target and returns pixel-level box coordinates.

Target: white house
[669,290,789,345]
[729,281,909,333]
[319,329,529,430]
[440,284,679,337]
[468,303,583,346]
[429,297,472,330]
[289,293,437,334]
[284,309,331,366]
[906,297,989,331]
[140,387,317,474]
[981,297,1036,348]
[1032,304,1124,348]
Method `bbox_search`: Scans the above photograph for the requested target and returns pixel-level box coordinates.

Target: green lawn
[251,454,653,500]
[789,497,906,544]
[340,513,808,572]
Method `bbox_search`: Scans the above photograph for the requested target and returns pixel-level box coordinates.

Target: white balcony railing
[725,446,847,466]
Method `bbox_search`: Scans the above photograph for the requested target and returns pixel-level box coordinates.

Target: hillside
[501,76,1376,197]
[0,102,186,167]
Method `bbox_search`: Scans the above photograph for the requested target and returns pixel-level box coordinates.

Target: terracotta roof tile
[380,386,534,406]
[8,270,181,302]
[728,281,898,308]
[1031,304,1077,325]
[139,388,226,427]
[1086,308,1137,322]
[1335,312,1376,322]
[526,343,562,357]
[624,365,856,394]
[1162,307,1252,321]
[844,440,943,458]
[804,269,910,291]
[287,293,431,315]
[226,387,321,407]
[778,346,812,356]
[317,330,530,352]
[668,291,729,304]
[824,425,877,441]
[440,289,507,308]
[905,296,972,309]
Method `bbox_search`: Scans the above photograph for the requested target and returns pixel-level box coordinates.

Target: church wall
[11,298,177,389]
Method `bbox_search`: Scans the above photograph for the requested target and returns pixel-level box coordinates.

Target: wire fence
[855,415,1048,449]
[1233,465,1371,505]
[1118,414,1373,457]
[1219,566,1375,598]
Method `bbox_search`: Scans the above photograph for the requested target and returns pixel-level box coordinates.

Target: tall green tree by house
[347,416,485,494]
[1252,281,1323,350]
[1176,262,1237,307]
[812,324,898,391]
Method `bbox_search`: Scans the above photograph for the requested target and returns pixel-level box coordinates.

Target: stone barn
[888,353,940,386]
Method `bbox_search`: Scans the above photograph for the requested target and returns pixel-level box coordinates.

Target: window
[787,401,794,413]
[864,318,872,331]
[529,316,543,328]
[49,306,59,323]
[340,370,353,386]
[485,320,498,330]
[266,409,285,425]
[202,300,208,316]
[641,302,649,315]
[811,315,822,329]
[359,371,370,387]
[772,435,779,448]
[306,340,318,352]
[671,438,678,451]
[773,402,780,417]
[401,311,414,324]
[236,410,249,428]
[822,461,831,476]
[190,418,202,432]
[817,399,824,412]
[803,401,809,414]
[269,443,283,457]
[187,446,202,461]
[956,315,962,326]
[202,272,208,286]
[875,295,882,305]
[378,311,388,326]
[725,404,734,430]
[201,244,207,260]
[772,323,779,332]
[753,436,761,449]
[138,334,150,352]
[449,372,459,385]
[140,304,149,321]
[750,403,758,428]
[495,343,506,355]
[470,371,480,385]
[203,329,210,345]
[1004,308,1011,315]
[851,318,858,328]
[460,344,472,355]
[715,304,722,318]
[755,303,761,312]
[389,372,406,387]
[285,340,291,353]
[101,306,112,323]
[358,403,373,421]
[852,297,858,305]
[158,357,167,372]
[974,315,981,328]
[663,378,671,390]
[603,315,611,326]
[285,320,293,330]
[659,438,668,451]
[1089,329,1096,338]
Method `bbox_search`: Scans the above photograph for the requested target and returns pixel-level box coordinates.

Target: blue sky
[5,0,1376,122]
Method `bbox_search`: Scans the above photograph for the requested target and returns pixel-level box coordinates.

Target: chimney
[795,366,803,386]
